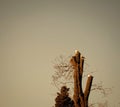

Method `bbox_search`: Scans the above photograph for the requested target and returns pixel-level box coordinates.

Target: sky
[0,0,120,107]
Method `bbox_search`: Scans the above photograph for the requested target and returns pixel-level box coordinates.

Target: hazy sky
[0,0,120,107]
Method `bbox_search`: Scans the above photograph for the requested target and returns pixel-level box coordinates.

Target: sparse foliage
[52,55,73,90]
[55,86,74,107]
[52,53,111,107]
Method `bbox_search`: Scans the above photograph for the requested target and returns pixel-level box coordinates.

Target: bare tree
[52,51,111,107]
[70,50,93,107]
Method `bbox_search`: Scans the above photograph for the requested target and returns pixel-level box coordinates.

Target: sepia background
[0,0,120,107]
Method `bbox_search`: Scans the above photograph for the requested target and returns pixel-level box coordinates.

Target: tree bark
[84,75,93,107]
[70,50,93,107]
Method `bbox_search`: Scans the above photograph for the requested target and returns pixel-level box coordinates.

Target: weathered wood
[71,56,80,107]
[84,75,93,107]
[70,50,93,107]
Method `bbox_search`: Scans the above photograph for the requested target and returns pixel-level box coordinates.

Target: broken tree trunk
[70,50,93,107]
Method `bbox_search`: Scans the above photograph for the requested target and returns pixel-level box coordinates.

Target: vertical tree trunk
[70,50,93,107]
[84,75,93,107]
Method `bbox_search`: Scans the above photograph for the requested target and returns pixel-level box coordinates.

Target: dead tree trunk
[70,50,93,107]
